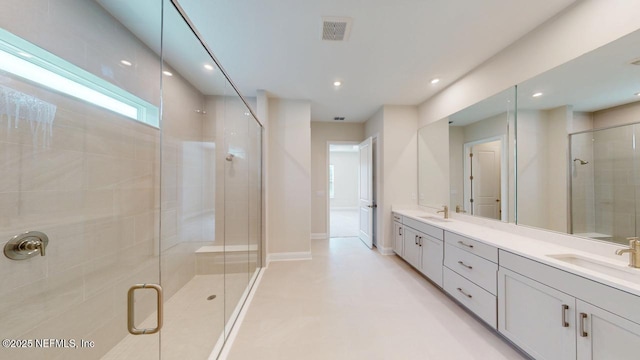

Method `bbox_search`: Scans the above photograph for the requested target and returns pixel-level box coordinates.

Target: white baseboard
[376,246,395,255]
[311,233,327,240]
[266,251,312,264]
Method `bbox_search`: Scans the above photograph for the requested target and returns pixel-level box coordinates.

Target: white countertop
[393,208,640,297]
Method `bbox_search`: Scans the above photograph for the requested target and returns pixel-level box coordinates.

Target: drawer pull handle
[561,304,569,328]
[415,235,418,245]
[456,287,472,298]
[580,313,588,337]
[418,236,422,247]
[457,261,473,269]
[399,227,402,236]
[458,241,474,249]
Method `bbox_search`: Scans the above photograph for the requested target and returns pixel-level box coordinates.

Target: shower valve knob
[4,231,49,260]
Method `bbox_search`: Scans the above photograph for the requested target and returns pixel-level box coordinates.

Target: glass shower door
[0,1,163,359]
[570,124,637,244]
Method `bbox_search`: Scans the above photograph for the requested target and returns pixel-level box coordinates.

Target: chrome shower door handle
[127,284,163,335]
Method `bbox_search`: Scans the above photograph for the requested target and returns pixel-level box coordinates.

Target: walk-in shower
[570,123,637,245]
[0,1,262,359]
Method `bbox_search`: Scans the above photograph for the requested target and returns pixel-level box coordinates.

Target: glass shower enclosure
[0,1,262,359]
[570,124,638,245]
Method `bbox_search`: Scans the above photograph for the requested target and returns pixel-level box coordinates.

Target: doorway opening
[328,143,360,238]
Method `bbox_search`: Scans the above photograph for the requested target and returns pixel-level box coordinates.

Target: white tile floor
[330,208,359,238]
[227,238,526,360]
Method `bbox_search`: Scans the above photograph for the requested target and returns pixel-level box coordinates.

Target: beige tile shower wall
[310,122,364,236]
[0,75,161,360]
[160,67,208,298]
[591,102,640,240]
[204,95,259,252]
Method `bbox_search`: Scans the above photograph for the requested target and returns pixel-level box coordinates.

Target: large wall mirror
[418,88,516,222]
[516,28,640,245]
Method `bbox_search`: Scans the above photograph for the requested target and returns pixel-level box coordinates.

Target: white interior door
[358,137,373,249]
[471,140,501,219]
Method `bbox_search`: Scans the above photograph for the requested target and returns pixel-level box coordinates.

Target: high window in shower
[570,124,638,245]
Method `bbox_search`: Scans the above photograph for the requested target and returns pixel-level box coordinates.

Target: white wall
[546,106,571,232]
[366,105,418,252]
[418,118,449,208]
[418,0,640,128]
[267,98,312,255]
[310,122,364,236]
[329,151,359,209]
[449,125,464,208]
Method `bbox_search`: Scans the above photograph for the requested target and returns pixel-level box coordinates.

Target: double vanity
[392,209,640,360]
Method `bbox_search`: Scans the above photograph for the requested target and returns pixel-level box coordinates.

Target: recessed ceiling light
[162,71,173,76]
[333,81,342,87]
[430,78,440,84]
[204,64,214,71]
[635,92,640,97]
[17,51,32,58]
[120,60,132,66]
[532,92,543,98]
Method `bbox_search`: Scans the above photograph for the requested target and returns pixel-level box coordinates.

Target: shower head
[573,158,589,165]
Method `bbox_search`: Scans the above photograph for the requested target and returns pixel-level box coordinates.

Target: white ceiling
[448,27,640,127]
[99,0,576,122]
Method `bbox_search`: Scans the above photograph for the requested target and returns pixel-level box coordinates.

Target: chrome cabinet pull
[561,304,569,327]
[415,235,418,245]
[579,313,588,337]
[128,284,163,335]
[458,240,474,249]
[419,236,422,247]
[456,287,472,298]
[457,260,473,269]
[399,227,402,236]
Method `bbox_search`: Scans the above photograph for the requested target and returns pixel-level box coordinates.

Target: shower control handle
[4,231,49,260]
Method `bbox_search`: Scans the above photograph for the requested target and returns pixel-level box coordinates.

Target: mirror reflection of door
[464,138,503,220]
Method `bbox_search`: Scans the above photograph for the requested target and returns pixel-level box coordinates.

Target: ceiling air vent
[322,17,352,41]
[333,117,345,121]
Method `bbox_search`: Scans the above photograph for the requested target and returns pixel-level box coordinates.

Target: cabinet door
[402,227,421,269]
[498,268,576,360]
[393,221,404,256]
[576,300,640,360]
[420,234,443,287]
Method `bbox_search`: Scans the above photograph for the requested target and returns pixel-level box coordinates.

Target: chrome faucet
[437,205,449,219]
[615,237,640,268]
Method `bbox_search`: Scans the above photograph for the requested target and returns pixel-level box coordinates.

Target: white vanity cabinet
[402,227,422,270]
[499,250,640,360]
[576,300,640,360]
[443,231,498,328]
[498,267,576,359]
[392,213,403,256]
[398,217,444,287]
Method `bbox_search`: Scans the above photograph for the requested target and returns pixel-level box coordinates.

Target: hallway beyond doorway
[329,208,358,237]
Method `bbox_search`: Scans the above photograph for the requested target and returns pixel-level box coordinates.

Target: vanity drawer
[445,231,498,263]
[392,213,402,222]
[444,244,498,295]
[444,267,497,329]
[403,217,444,240]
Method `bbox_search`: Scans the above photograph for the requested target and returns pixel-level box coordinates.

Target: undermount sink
[419,215,451,223]
[547,254,640,283]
